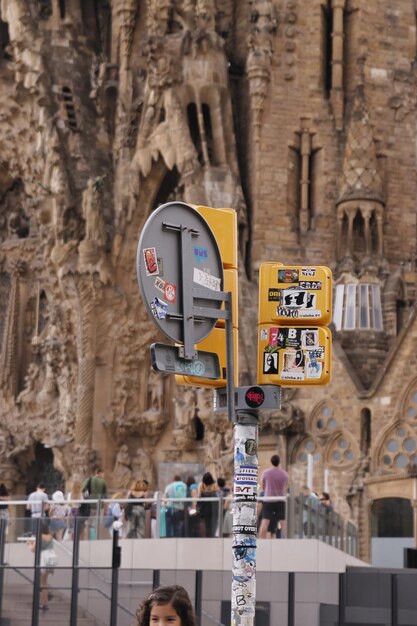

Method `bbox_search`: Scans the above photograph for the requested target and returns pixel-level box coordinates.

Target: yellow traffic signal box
[257,263,332,387]
[258,263,332,325]
[257,323,331,386]
[176,205,238,388]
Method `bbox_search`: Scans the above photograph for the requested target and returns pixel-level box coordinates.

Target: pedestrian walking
[259,454,289,539]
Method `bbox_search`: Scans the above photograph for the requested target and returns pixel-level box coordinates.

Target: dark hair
[321,492,330,501]
[37,483,45,490]
[173,474,182,482]
[186,476,196,487]
[217,477,226,489]
[136,585,196,626]
[271,455,280,467]
[0,484,8,496]
[202,472,215,486]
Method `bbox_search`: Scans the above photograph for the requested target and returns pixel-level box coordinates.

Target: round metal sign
[136,201,224,344]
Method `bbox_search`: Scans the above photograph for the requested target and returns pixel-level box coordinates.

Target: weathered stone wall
[0,0,416,561]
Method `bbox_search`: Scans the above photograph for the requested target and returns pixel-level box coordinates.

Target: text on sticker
[193,267,221,291]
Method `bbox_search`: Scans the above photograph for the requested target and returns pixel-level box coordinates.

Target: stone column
[300,127,312,233]
[331,0,346,130]
[74,276,97,449]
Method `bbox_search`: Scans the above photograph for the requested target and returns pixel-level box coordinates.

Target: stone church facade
[0,0,417,561]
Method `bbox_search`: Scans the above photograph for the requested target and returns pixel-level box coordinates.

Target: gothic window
[187,103,203,165]
[360,408,371,456]
[326,432,357,468]
[292,436,322,464]
[377,423,417,470]
[321,0,333,96]
[62,86,78,131]
[396,296,406,335]
[0,18,10,59]
[289,126,319,234]
[333,283,383,331]
[310,402,338,435]
[352,211,365,256]
[0,273,11,354]
[38,290,48,336]
[202,104,215,166]
[403,384,417,420]
[59,0,66,19]
[81,0,111,55]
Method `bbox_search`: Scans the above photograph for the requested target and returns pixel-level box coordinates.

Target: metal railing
[2,494,357,555]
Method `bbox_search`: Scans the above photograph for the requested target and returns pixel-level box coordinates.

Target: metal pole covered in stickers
[232,415,259,626]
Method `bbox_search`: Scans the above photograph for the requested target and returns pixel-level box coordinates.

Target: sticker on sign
[193,267,221,291]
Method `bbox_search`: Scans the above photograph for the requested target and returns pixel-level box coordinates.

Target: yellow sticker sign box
[175,326,239,388]
[257,323,332,387]
[192,205,238,269]
[258,263,332,326]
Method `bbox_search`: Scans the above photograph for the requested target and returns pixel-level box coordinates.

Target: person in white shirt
[27,483,49,533]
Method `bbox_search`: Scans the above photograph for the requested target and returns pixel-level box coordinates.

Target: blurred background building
[0,0,417,563]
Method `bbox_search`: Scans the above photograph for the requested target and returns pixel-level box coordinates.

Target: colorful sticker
[269,327,279,347]
[164,282,176,303]
[150,297,168,319]
[193,246,209,264]
[234,483,257,502]
[268,288,280,301]
[235,465,258,484]
[301,267,317,277]
[299,281,322,290]
[193,267,221,291]
[306,351,323,378]
[279,289,320,319]
[278,269,299,283]
[154,277,165,293]
[260,328,268,341]
[232,540,256,581]
[263,352,278,374]
[301,329,319,348]
[281,348,305,381]
[143,247,159,276]
[281,288,316,309]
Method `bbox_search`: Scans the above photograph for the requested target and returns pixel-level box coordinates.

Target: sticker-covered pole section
[231,417,259,626]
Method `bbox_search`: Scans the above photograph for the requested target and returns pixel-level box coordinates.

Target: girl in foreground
[136,585,196,626]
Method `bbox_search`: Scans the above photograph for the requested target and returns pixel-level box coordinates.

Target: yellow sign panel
[193,205,238,269]
[258,263,332,326]
[257,324,332,387]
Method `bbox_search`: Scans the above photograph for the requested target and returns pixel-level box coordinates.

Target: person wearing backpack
[163,475,187,537]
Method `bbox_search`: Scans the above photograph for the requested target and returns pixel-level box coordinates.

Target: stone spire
[335,89,386,273]
[338,91,383,205]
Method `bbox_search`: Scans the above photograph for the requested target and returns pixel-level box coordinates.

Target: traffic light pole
[231,412,259,626]
[223,290,260,626]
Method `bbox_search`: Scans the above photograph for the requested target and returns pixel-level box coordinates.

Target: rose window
[379,424,417,470]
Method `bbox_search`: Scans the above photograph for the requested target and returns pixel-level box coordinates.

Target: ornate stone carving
[111,444,133,489]
[246,0,277,141]
[131,447,156,487]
